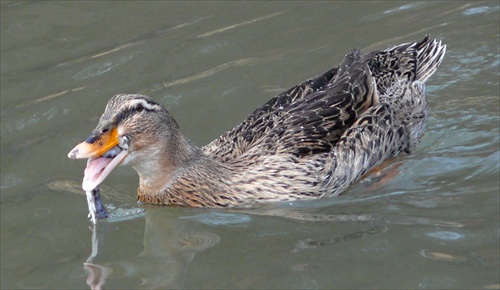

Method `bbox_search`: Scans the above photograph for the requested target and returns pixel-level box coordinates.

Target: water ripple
[72,54,136,80]
[463,5,498,16]
[425,231,465,240]
[180,211,252,226]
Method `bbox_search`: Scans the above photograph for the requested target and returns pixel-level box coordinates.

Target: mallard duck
[68,36,446,208]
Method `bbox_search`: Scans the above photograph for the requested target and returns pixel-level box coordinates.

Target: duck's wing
[259,51,380,156]
[203,36,445,162]
[204,48,380,161]
[202,66,338,161]
[270,35,445,157]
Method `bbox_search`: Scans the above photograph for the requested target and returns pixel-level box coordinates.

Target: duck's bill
[68,127,127,191]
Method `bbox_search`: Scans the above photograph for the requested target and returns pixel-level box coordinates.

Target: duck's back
[162,36,448,206]
[203,36,445,163]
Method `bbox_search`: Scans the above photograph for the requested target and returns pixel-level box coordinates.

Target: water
[1,1,499,289]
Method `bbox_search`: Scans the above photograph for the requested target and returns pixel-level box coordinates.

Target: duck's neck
[133,132,206,200]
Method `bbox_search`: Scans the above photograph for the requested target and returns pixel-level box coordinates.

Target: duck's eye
[135,104,144,112]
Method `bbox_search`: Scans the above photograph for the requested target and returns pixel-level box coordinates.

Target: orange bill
[68,127,119,159]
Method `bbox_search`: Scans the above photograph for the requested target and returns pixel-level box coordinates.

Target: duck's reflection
[82,199,465,289]
[83,209,220,290]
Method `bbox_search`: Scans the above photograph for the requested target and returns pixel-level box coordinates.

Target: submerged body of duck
[68,36,446,209]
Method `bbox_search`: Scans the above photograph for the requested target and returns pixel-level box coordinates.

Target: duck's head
[68,94,187,191]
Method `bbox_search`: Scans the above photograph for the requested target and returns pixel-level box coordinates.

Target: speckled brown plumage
[77,36,446,208]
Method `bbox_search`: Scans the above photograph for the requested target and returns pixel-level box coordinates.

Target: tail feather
[324,36,446,197]
[364,35,446,101]
[415,37,446,82]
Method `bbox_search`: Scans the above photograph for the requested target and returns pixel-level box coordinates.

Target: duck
[68,35,446,208]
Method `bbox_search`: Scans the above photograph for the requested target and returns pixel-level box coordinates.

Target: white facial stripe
[128,99,161,111]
